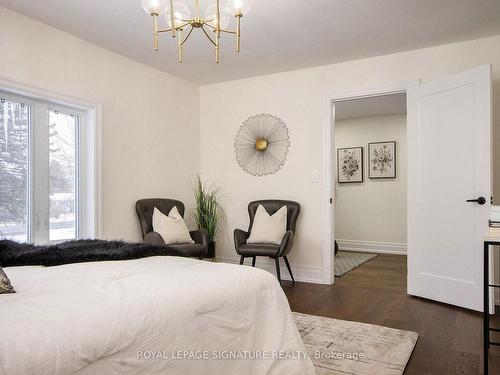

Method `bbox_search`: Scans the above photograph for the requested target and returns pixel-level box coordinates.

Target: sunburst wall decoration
[234,113,290,176]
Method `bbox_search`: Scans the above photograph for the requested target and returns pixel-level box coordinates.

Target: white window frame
[0,79,101,243]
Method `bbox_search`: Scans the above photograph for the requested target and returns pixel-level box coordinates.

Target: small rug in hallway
[334,251,378,277]
[292,312,418,375]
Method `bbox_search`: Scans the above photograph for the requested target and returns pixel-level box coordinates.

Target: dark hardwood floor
[283,254,500,375]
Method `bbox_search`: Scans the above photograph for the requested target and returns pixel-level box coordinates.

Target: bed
[0,256,315,375]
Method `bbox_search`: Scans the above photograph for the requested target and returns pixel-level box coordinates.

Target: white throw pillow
[247,205,287,245]
[152,206,194,245]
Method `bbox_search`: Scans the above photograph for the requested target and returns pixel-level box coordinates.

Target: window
[0,92,91,243]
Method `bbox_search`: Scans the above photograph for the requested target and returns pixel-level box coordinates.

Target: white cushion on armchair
[247,205,287,245]
[152,206,194,245]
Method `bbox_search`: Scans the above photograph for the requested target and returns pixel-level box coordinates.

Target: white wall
[335,114,407,253]
[0,7,200,241]
[200,34,500,283]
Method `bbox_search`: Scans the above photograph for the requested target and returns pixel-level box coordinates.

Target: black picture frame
[368,141,396,179]
[337,146,364,183]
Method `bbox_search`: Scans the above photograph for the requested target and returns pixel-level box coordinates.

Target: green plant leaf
[192,175,224,242]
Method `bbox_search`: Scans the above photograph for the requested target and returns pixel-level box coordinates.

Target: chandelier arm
[158,22,190,34]
[175,21,192,30]
[178,28,183,63]
[168,0,175,37]
[216,0,221,38]
[203,22,237,34]
[153,14,159,51]
[215,33,220,63]
[215,2,220,63]
[180,26,195,47]
[201,26,217,46]
[203,22,216,30]
[221,29,237,35]
[194,0,200,18]
[236,15,241,52]
[157,27,173,34]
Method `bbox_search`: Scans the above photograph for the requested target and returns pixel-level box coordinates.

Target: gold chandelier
[141,0,251,63]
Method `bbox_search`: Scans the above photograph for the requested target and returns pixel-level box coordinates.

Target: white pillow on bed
[152,206,194,245]
[247,205,287,245]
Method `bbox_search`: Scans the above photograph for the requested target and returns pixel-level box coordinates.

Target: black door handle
[466,197,486,205]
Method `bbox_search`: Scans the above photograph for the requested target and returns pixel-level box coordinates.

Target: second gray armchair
[234,200,300,285]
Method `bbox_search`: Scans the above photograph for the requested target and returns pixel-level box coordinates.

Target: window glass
[49,110,77,241]
[0,98,30,242]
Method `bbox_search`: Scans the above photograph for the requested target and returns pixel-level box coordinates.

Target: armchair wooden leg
[275,257,282,286]
[239,256,245,265]
[284,256,295,283]
[252,256,256,267]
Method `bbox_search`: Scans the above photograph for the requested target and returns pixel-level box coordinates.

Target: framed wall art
[368,141,396,179]
[337,147,363,183]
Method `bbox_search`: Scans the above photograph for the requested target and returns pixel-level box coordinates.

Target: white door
[407,65,491,312]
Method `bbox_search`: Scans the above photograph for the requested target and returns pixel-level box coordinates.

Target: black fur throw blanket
[0,239,185,267]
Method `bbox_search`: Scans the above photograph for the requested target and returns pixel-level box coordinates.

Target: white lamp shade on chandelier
[204,3,231,29]
[140,0,251,63]
[225,0,251,16]
[141,0,169,15]
[166,2,192,28]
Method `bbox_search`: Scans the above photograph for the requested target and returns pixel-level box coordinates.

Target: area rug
[293,312,418,375]
[334,251,378,277]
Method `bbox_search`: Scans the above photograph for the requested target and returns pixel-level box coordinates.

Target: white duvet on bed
[0,256,315,375]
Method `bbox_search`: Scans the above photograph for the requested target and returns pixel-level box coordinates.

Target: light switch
[312,170,320,183]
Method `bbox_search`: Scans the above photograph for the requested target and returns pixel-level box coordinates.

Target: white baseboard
[219,257,324,284]
[337,239,407,255]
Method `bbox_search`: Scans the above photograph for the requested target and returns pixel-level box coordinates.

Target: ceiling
[335,93,406,121]
[1,0,500,85]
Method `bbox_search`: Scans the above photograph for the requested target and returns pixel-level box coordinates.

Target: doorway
[332,93,407,278]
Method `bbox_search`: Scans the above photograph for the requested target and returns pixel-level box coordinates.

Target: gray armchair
[234,200,300,285]
[136,198,208,259]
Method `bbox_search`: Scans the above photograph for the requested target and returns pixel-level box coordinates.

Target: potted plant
[193,175,224,258]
